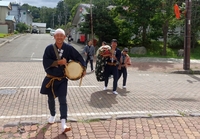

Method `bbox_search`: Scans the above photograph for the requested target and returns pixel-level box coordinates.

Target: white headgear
[54,28,65,36]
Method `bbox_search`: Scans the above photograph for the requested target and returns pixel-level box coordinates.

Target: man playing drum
[40,28,86,133]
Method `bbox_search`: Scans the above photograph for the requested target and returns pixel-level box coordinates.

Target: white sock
[61,119,66,130]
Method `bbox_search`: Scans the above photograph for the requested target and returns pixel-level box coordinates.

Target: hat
[54,28,65,36]
[123,47,129,52]
[111,39,117,43]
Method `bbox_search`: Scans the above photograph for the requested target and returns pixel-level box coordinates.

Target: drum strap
[53,44,61,60]
[46,74,65,98]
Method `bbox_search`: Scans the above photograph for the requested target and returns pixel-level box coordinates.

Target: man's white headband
[54,28,65,36]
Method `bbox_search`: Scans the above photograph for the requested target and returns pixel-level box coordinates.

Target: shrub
[16,23,28,33]
[167,35,184,49]
[14,30,18,34]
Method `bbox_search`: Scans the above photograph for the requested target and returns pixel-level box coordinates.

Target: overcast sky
[2,0,61,8]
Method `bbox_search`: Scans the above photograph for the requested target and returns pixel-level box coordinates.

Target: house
[71,4,91,43]
[0,1,16,33]
[10,3,21,30]
[0,2,33,33]
[19,7,33,28]
[32,22,46,34]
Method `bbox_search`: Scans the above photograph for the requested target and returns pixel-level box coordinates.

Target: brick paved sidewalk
[1,117,200,139]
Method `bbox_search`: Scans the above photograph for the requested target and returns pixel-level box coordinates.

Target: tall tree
[190,0,200,48]
[113,0,160,46]
[79,1,119,45]
[155,0,175,56]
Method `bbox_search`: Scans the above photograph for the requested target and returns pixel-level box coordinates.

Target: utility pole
[52,13,54,28]
[63,0,67,31]
[90,0,94,41]
[183,0,192,70]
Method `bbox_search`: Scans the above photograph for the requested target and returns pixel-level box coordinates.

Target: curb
[0,35,21,48]
[171,70,200,74]
[2,112,200,128]
[0,40,8,47]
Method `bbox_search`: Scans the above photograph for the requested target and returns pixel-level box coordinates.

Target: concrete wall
[0,25,8,34]
[0,7,9,23]
[38,27,46,34]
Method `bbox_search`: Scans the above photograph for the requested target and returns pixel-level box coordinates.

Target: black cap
[111,39,117,43]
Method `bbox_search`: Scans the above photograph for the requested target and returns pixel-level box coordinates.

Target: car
[50,29,55,36]
[31,28,39,34]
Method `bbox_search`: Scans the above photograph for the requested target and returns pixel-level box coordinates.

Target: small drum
[65,61,84,80]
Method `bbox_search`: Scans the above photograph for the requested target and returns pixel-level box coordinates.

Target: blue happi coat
[40,43,86,97]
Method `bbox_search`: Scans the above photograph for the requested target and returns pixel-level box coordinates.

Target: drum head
[65,61,83,80]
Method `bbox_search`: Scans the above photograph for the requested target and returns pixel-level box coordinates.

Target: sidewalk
[1,117,200,139]
[0,34,21,48]
[0,37,200,139]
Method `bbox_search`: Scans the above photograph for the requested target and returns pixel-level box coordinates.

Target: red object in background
[174,4,181,19]
[80,35,85,42]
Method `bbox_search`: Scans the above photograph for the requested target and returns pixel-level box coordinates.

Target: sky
[2,0,61,8]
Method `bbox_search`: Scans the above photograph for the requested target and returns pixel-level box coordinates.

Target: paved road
[0,34,200,139]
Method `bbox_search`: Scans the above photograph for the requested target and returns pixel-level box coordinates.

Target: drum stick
[79,77,83,87]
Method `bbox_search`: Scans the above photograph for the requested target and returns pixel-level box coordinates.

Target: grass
[0,33,12,38]
[0,33,7,38]
[127,40,200,60]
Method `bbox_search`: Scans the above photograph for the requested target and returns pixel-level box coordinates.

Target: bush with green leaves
[16,23,29,33]
[167,35,184,49]
[14,30,18,34]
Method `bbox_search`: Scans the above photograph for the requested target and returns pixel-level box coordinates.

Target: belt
[107,62,117,66]
[46,74,66,98]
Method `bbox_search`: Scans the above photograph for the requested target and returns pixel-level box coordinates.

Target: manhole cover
[0,89,16,95]
[169,98,197,102]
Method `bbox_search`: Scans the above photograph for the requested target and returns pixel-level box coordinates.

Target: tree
[113,0,161,47]
[190,0,200,48]
[79,1,119,45]
[16,23,29,33]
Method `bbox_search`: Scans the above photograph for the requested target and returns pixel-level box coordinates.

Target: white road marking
[0,110,179,119]
[139,74,149,76]
[0,86,99,89]
[30,58,42,61]
[30,52,34,59]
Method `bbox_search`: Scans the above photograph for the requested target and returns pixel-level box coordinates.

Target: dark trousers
[86,57,93,71]
[118,67,127,86]
[48,90,67,120]
[104,65,118,91]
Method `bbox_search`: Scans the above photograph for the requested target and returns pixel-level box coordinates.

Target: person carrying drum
[118,48,131,89]
[40,28,86,133]
[83,40,95,72]
[103,39,121,94]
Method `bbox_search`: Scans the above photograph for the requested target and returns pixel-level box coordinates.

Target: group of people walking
[40,28,131,134]
[83,39,131,94]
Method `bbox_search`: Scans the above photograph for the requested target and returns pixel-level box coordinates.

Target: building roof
[5,15,16,22]
[0,1,12,10]
[32,22,47,28]
[72,3,92,25]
